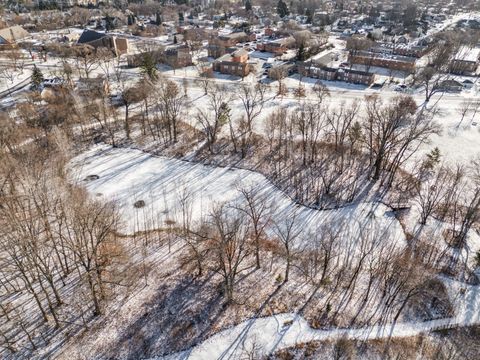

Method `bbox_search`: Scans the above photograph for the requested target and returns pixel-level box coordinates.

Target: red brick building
[212,48,250,77]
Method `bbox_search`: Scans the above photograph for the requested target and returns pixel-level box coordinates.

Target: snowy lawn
[69,145,407,254]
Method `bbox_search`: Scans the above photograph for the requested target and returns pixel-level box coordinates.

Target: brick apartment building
[369,43,430,58]
[212,48,250,77]
[450,47,480,75]
[348,50,416,73]
[164,44,192,68]
[217,31,255,47]
[256,36,296,56]
[299,61,375,85]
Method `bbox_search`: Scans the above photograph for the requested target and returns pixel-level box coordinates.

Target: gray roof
[77,29,107,44]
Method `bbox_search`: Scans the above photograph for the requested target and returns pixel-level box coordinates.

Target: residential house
[77,29,128,56]
[0,26,29,50]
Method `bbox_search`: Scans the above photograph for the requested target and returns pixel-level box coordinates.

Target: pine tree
[245,0,252,12]
[173,35,178,44]
[475,251,480,267]
[425,147,441,169]
[155,12,162,26]
[420,147,441,178]
[218,102,231,126]
[140,53,158,81]
[277,0,289,18]
[305,8,313,23]
[296,41,307,61]
[31,65,44,90]
[105,14,114,31]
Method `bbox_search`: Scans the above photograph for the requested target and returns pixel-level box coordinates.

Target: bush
[275,274,283,283]
[134,200,146,208]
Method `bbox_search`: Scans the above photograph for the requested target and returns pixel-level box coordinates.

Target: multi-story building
[217,32,254,47]
[337,68,375,85]
[212,48,250,77]
[348,50,417,73]
[256,36,296,56]
[450,47,480,75]
[298,61,375,86]
[164,44,192,68]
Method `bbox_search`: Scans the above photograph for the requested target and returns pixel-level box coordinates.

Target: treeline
[0,137,125,357]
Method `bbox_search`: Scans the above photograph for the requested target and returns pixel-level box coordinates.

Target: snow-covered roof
[455,47,480,63]
[0,25,29,43]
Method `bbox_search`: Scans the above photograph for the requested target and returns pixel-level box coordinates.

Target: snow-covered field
[68,144,480,359]
[70,145,406,253]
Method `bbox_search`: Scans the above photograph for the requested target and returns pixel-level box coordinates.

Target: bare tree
[73,44,99,79]
[272,209,302,283]
[196,85,232,153]
[156,79,186,143]
[205,204,252,303]
[236,83,266,157]
[362,95,440,186]
[236,186,271,269]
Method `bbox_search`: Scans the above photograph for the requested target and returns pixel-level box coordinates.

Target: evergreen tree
[140,53,158,81]
[277,0,289,18]
[424,147,441,169]
[105,14,115,31]
[245,0,252,12]
[31,65,44,90]
[305,8,313,23]
[155,12,162,26]
[173,35,178,44]
[475,251,480,267]
[296,41,307,61]
[218,102,231,126]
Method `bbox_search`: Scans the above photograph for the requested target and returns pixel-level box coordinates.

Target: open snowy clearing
[155,277,480,360]
[69,145,406,251]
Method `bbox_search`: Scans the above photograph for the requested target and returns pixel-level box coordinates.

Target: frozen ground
[154,277,480,360]
[69,145,406,255]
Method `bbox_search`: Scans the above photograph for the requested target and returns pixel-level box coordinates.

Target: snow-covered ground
[70,145,406,255]
[154,277,480,360]
[73,144,480,359]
